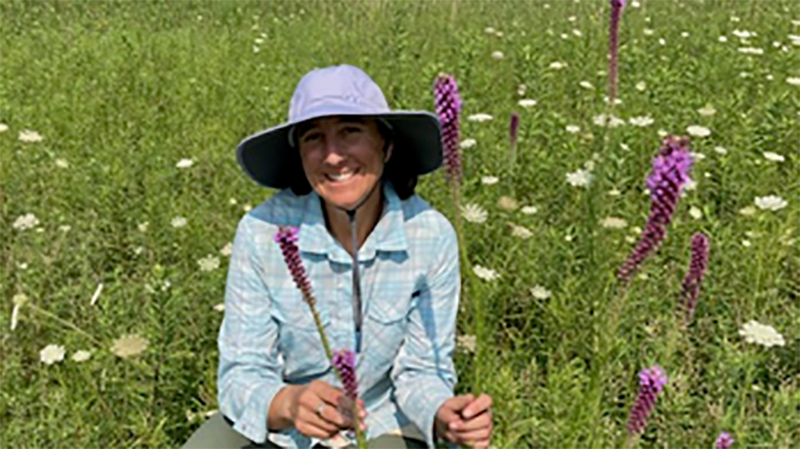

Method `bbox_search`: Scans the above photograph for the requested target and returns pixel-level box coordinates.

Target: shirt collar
[298,181,408,264]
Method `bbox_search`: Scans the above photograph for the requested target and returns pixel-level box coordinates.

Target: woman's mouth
[326,169,358,183]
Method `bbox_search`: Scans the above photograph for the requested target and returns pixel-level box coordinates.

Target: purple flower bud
[434,74,462,183]
[608,0,626,105]
[332,349,358,400]
[681,232,710,323]
[715,431,735,449]
[274,226,316,307]
[618,136,693,282]
[627,365,667,435]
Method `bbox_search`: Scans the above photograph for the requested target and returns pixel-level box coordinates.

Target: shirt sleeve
[217,216,287,444]
[391,225,460,448]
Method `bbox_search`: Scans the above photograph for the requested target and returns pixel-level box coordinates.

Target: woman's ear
[383,140,394,163]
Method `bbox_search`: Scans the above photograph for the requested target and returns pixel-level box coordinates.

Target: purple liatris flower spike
[618,136,693,282]
[274,226,316,306]
[627,365,668,435]
[332,349,358,400]
[608,0,625,105]
[715,431,735,449]
[681,232,710,322]
[433,74,462,182]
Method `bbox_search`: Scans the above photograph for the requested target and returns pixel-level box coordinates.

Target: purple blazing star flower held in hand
[627,365,668,435]
[433,74,463,183]
[274,226,316,307]
[681,232,710,323]
[618,136,693,282]
[332,349,358,400]
[715,431,735,449]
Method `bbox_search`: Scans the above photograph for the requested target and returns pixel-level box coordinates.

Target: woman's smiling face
[297,116,392,210]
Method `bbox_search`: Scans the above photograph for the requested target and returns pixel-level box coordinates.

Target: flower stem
[28,304,101,344]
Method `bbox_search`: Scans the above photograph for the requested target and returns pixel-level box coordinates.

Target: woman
[184,64,493,449]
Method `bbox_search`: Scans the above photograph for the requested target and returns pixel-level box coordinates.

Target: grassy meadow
[2,0,800,447]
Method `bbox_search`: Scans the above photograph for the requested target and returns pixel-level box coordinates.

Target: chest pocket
[270,284,332,379]
[361,287,415,375]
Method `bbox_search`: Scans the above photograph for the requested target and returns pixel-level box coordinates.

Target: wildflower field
[2,0,799,447]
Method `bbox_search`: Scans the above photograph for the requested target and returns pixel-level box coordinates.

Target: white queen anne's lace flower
[686,125,711,137]
[762,152,785,162]
[754,195,787,211]
[601,217,628,229]
[461,203,488,224]
[13,213,40,230]
[468,113,494,122]
[71,350,92,362]
[40,344,66,365]
[739,320,785,347]
[220,242,233,257]
[459,138,477,149]
[481,176,499,185]
[111,334,149,358]
[198,255,221,271]
[176,158,194,169]
[530,285,552,299]
[456,334,477,353]
[518,99,537,108]
[18,130,43,142]
[566,168,593,187]
[473,265,500,281]
[521,206,538,215]
[628,116,654,127]
[510,224,533,239]
[171,216,188,228]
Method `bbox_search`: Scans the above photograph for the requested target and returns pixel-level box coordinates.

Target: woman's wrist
[267,385,297,431]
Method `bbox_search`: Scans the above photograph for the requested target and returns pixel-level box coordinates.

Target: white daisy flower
[643,28,654,36]
[176,158,194,169]
[530,285,552,299]
[713,146,728,155]
[473,265,501,281]
[565,125,581,134]
[13,213,39,231]
[198,255,221,271]
[566,168,593,187]
[484,27,496,34]
[40,344,66,365]
[518,99,537,108]
[572,29,583,37]
[689,206,703,219]
[600,217,628,229]
[742,239,752,247]
[468,113,494,122]
[213,303,225,312]
[521,205,538,215]
[635,81,647,91]
[18,130,43,143]
[739,206,757,216]
[608,188,621,196]
[549,61,567,70]
[732,29,754,39]
[491,51,504,60]
[58,225,71,233]
[579,81,594,90]
[718,35,728,43]
[138,222,149,232]
[754,195,787,211]
[510,224,533,239]
[0,123,8,133]
[171,216,188,228]
[461,203,488,224]
[658,38,666,45]
[681,31,690,38]
[788,77,800,86]
[481,176,499,185]
[739,320,785,347]
[71,350,92,362]
[686,125,711,137]
[460,138,477,149]
[628,116,654,127]
[55,158,69,168]
[683,178,698,191]
[762,152,785,162]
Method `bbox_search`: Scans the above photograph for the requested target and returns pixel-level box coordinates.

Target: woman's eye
[344,126,362,134]
[301,132,321,142]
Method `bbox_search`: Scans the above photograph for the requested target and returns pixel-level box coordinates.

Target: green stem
[28,304,101,344]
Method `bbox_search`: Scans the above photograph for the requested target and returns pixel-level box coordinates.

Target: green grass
[1,0,799,447]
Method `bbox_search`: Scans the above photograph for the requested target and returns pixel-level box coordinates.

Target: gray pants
[182,414,427,449]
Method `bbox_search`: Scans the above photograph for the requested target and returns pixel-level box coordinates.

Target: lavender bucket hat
[236,64,443,189]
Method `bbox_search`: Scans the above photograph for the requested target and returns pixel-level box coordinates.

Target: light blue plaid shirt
[217,181,459,448]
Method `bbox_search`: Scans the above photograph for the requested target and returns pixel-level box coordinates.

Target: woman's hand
[434,393,493,449]
[275,380,367,439]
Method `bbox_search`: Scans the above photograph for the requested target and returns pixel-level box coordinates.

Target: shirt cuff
[229,380,288,444]
[399,379,453,448]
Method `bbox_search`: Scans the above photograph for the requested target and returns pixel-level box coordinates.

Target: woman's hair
[289,119,418,200]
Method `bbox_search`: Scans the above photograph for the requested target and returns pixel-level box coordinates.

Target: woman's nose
[322,137,347,163]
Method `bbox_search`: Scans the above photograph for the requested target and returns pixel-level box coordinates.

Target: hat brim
[236,107,443,190]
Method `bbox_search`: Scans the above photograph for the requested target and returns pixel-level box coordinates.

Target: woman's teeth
[328,170,355,181]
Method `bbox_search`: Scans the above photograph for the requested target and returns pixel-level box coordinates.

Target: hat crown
[289,65,390,122]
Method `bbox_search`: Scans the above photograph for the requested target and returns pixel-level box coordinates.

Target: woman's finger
[454,427,492,444]
[461,393,493,420]
[301,406,340,435]
[450,410,492,432]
